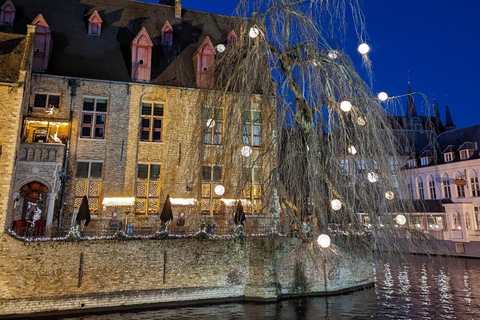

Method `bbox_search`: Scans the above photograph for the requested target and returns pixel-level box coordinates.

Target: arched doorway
[13,181,48,236]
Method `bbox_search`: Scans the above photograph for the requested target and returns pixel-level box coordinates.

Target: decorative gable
[227,30,237,45]
[193,37,215,88]
[31,14,52,73]
[161,21,173,45]
[88,10,103,36]
[131,27,153,82]
[0,0,15,25]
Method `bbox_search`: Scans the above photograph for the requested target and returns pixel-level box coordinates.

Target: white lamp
[317,234,331,248]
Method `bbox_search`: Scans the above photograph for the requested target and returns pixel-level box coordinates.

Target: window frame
[444,152,453,162]
[428,180,437,199]
[80,96,108,139]
[471,176,480,197]
[33,93,60,109]
[135,163,161,215]
[203,108,223,145]
[140,102,164,143]
[74,161,103,214]
[443,179,452,198]
[243,110,262,147]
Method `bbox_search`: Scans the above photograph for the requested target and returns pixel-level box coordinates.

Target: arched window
[441,173,451,199]
[452,212,461,230]
[427,175,436,199]
[227,30,237,45]
[469,170,480,197]
[417,177,424,200]
[455,171,466,198]
[88,10,103,36]
[194,37,214,88]
[31,14,52,72]
[0,0,15,25]
[131,28,153,82]
[406,177,414,198]
[161,21,173,44]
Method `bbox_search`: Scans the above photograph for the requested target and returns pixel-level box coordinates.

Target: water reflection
[58,255,480,320]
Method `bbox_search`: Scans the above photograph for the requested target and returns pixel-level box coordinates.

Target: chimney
[175,0,181,18]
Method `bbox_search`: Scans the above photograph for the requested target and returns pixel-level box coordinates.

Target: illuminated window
[135,164,161,215]
[74,161,102,214]
[452,212,461,230]
[81,97,107,139]
[201,165,222,215]
[140,102,163,142]
[243,111,261,147]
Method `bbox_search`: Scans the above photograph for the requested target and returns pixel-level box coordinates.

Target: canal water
[58,255,480,320]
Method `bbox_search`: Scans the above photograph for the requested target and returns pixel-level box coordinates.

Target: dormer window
[421,158,428,166]
[0,0,15,25]
[161,21,173,45]
[444,152,453,162]
[227,31,238,45]
[420,150,433,167]
[131,27,153,82]
[88,10,103,36]
[408,159,416,168]
[459,142,476,160]
[194,37,215,88]
[31,14,52,73]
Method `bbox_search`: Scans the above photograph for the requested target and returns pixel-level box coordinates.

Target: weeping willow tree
[188,0,436,259]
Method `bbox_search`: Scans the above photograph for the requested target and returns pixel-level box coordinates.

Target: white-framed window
[408,181,414,198]
[242,166,263,214]
[475,207,480,229]
[471,176,480,197]
[444,153,453,162]
[201,165,223,215]
[460,150,474,160]
[421,157,429,166]
[418,179,424,200]
[33,93,60,109]
[457,184,466,198]
[452,212,461,230]
[81,97,107,139]
[429,180,437,199]
[140,102,163,142]
[243,110,262,147]
[203,108,223,145]
[135,163,161,215]
[74,161,103,214]
[443,179,452,198]
[408,159,416,168]
[466,212,472,229]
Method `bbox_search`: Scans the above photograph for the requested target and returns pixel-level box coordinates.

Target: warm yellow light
[385,191,395,200]
[378,92,388,101]
[340,101,352,112]
[317,234,331,248]
[357,117,366,126]
[26,120,69,126]
[102,197,135,207]
[358,43,370,55]
[221,199,252,207]
[170,198,198,206]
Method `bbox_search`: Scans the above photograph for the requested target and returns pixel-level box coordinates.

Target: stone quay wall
[0,234,373,317]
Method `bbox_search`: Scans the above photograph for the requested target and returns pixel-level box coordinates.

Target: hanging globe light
[206,119,215,128]
[328,51,338,59]
[395,214,406,225]
[357,43,370,55]
[241,145,253,157]
[340,100,352,112]
[216,44,226,52]
[317,234,331,248]
[378,92,388,101]
[385,191,395,200]
[214,185,225,196]
[357,117,366,126]
[348,145,357,155]
[249,27,260,38]
[367,172,378,183]
[331,199,342,211]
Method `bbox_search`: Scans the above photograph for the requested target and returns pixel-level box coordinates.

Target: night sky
[142,0,480,129]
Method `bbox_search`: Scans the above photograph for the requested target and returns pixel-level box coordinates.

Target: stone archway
[19,181,48,220]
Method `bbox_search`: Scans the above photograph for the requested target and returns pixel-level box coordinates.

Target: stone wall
[0,234,373,317]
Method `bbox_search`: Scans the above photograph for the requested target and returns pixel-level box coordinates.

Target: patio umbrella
[76,195,91,227]
[234,201,245,226]
[160,195,173,223]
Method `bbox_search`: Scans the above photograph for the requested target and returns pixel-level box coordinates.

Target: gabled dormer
[227,30,238,45]
[31,14,52,73]
[161,21,173,45]
[131,27,153,82]
[420,150,433,167]
[88,10,103,36]
[459,142,477,160]
[0,0,15,25]
[407,153,417,168]
[442,145,455,163]
[193,36,214,88]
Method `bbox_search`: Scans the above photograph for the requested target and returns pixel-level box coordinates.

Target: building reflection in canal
[56,255,480,320]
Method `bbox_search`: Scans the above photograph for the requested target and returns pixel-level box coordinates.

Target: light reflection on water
[59,255,480,320]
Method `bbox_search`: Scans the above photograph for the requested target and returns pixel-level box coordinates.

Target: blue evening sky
[141,0,480,129]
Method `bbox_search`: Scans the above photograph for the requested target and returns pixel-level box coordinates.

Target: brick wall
[0,234,373,317]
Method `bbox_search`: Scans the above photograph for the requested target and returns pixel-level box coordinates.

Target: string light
[357,117,366,126]
[357,43,370,55]
[385,191,395,200]
[348,145,357,155]
[378,92,388,101]
[367,172,378,183]
[206,119,215,128]
[317,234,331,248]
[328,51,338,59]
[214,185,225,196]
[395,214,406,225]
[102,197,135,207]
[216,44,225,52]
[331,199,342,211]
[170,198,198,206]
[340,101,352,112]
[241,145,252,157]
[249,27,260,38]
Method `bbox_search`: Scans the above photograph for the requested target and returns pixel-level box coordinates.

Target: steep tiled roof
[0,32,27,83]
[0,0,241,87]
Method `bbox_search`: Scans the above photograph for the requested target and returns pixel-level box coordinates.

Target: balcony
[18,142,65,164]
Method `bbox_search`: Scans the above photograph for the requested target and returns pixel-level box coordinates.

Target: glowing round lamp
[214,185,225,196]
[367,172,378,183]
[249,27,260,38]
[216,44,226,52]
[317,234,331,248]
[385,191,395,200]
[358,43,370,55]
[357,117,366,126]
[378,92,388,102]
[241,145,253,157]
[340,100,352,112]
[206,119,215,128]
[331,199,342,211]
[328,51,338,59]
[395,214,406,225]
[348,145,357,155]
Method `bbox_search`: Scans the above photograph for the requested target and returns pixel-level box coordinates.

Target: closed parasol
[234,201,245,226]
[76,195,91,227]
[160,195,173,222]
